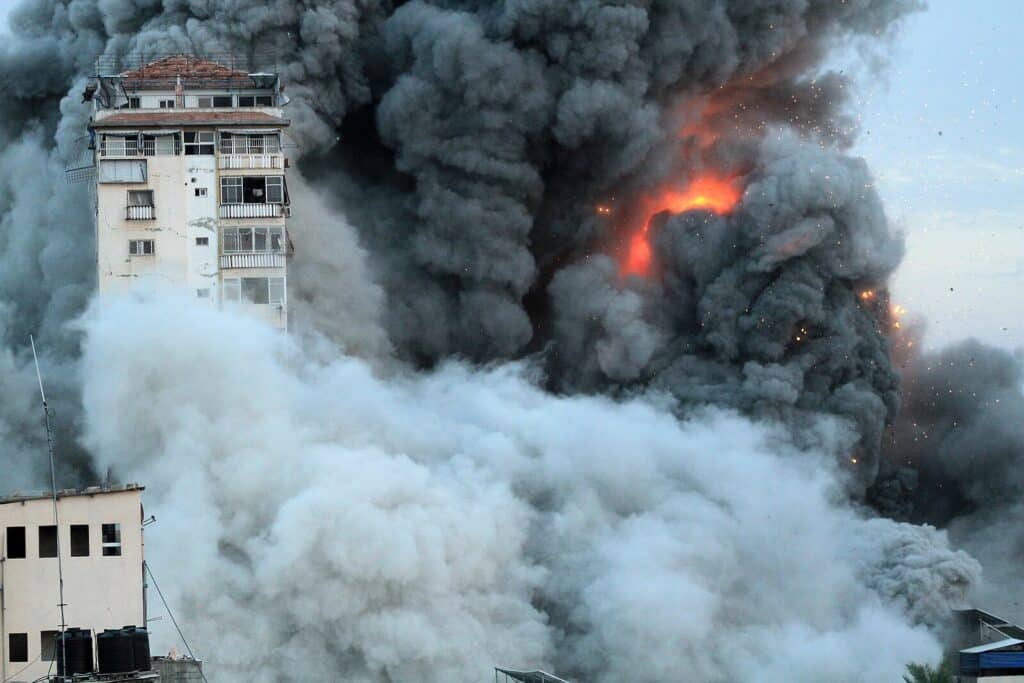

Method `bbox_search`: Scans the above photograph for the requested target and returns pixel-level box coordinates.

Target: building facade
[0,485,145,683]
[87,56,291,329]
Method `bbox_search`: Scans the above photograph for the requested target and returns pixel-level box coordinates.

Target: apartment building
[85,55,291,329]
[0,485,145,683]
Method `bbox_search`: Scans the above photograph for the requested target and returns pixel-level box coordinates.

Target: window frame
[101,523,122,557]
[6,526,25,559]
[38,525,58,558]
[9,633,28,663]
[127,189,154,207]
[128,239,155,256]
[220,176,243,204]
[40,631,59,662]
[69,524,90,557]
[184,131,215,155]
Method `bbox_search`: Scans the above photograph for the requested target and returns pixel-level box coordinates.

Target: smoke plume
[1,0,1018,680]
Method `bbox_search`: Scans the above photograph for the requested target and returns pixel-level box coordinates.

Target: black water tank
[97,628,134,673]
[124,625,152,671]
[56,628,94,676]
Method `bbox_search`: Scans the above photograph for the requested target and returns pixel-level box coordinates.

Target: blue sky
[0,1,1020,351]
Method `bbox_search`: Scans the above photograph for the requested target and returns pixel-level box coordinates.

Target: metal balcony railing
[220,253,285,269]
[219,203,286,218]
[218,154,283,170]
[126,205,155,220]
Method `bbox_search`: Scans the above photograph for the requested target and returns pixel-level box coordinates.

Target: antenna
[30,335,68,677]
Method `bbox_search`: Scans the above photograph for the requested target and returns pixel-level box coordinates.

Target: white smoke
[77,291,978,682]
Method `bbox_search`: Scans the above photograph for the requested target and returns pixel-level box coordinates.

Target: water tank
[124,625,152,671]
[97,628,135,673]
[56,628,94,676]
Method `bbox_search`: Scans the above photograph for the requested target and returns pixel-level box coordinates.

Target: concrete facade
[0,486,145,683]
[90,56,291,329]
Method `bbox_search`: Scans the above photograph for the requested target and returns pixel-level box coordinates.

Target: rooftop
[93,111,289,128]
[0,483,145,506]
[121,55,249,81]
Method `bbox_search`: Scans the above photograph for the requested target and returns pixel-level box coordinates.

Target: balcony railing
[218,154,283,170]
[220,253,285,269]
[219,203,287,219]
[126,205,155,220]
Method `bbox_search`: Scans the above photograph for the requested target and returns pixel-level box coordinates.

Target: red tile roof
[93,111,289,128]
[121,55,249,80]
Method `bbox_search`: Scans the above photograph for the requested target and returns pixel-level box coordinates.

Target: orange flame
[622,175,741,276]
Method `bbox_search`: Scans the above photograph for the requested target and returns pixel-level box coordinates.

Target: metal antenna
[30,335,67,677]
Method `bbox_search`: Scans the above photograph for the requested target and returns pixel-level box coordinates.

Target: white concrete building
[0,485,145,683]
[86,55,291,329]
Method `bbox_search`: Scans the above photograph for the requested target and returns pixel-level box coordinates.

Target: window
[269,277,285,305]
[129,240,155,256]
[159,99,175,109]
[223,277,285,305]
[266,176,284,203]
[241,277,269,304]
[99,159,147,183]
[6,526,25,559]
[223,278,241,302]
[225,176,286,204]
[237,95,256,107]
[196,236,209,246]
[223,227,284,253]
[117,96,140,110]
[219,133,281,155]
[197,288,210,298]
[196,96,213,108]
[70,524,89,557]
[256,95,273,106]
[39,525,57,558]
[194,187,208,197]
[127,189,154,207]
[101,134,138,157]
[9,633,27,662]
[184,131,215,155]
[40,631,59,661]
[101,523,121,557]
[220,176,243,204]
[213,95,232,108]
[142,134,178,156]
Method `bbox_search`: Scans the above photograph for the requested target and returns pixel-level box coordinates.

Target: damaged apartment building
[84,55,292,329]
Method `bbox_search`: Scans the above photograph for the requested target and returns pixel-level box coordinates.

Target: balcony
[126,205,155,220]
[219,203,287,219]
[220,253,285,269]
[219,154,283,170]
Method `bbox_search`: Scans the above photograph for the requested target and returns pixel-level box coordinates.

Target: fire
[621,175,741,276]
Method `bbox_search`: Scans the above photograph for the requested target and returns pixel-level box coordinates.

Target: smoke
[871,339,1024,622]
[79,293,978,682]
[0,0,1011,679]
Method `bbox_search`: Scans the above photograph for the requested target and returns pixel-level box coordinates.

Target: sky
[0,0,1019,352]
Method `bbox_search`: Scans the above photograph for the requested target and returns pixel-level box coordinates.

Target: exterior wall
[0,489,144,683]
[185,155,219,302]
[97,154,190,295]
[93,120,289,329]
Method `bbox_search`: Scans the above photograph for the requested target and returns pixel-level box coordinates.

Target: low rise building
[0,484,145,683]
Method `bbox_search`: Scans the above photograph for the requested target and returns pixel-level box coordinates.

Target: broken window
[39,525,57,558]
[40,631,59,662]
[70,524,89,557]
[184,131,215,155]
[127,190,154,207]
[6,526,25,559]
[9,633,28,662]
[101,523,121,557]
[128,240,155,256]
